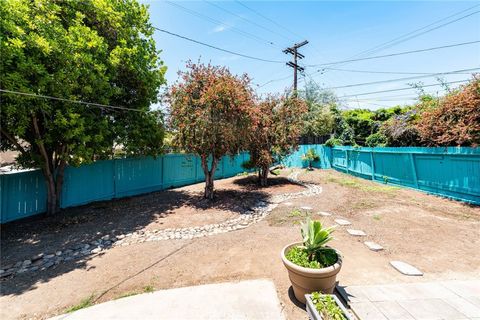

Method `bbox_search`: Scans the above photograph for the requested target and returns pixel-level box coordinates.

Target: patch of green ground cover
[311,292,347,320]
[65,295,95,313]
[326,174,398,194]
[285,246,338,269]
[115,285,155,300]
[373,214,381,220]
[287,209,304,217]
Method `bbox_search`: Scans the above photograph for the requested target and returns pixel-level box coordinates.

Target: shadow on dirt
[0,183,270,296]
[233,175,301,190]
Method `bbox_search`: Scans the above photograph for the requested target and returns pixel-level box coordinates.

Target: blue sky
[141,1,480,110]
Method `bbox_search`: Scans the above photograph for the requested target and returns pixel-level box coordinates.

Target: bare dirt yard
[1,169,479,320]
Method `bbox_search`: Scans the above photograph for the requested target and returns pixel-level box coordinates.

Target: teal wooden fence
[0,153,249,223]
[326,146,480,205]
[1,146,479,223]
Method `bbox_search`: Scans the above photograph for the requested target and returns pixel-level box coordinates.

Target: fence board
[1,146,479,223]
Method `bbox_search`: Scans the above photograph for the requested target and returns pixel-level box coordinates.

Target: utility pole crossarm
[283,40,309,93]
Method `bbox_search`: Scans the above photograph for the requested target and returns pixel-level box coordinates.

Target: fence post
[345,149,349,173]
[113,158,117,198]
[409,153,419,188]
[370,150,376,181]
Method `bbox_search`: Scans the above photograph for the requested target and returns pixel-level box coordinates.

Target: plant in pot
[302,148,320,170]
[281,217,342,304]
[305,292,353,320]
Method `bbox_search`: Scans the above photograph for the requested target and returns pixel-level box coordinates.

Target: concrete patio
[51,279,285,320]
[338,280,480,320]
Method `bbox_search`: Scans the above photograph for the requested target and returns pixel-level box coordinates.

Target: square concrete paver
[373,301,414,320]
[340,280,480,320]
[397,298,466,320]
[334,219,351,226]
[390,261,423,276]
[364,241,383,251]
[347,229,367,236]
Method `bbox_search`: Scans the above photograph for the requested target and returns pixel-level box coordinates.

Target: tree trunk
[32,113,63,215]
[201,156,218,200]
[259,166,269,187]
[43,168,57,216]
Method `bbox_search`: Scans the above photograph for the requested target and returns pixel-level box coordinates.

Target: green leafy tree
[299,81,335,137]
[244,95,307,186]
[0,0,166,215]
[168,62,254,199]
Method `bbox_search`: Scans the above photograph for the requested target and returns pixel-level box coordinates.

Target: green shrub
[324,137,342,147]
[366,132,387,147]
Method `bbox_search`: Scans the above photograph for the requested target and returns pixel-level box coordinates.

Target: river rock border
[1,170,321,279]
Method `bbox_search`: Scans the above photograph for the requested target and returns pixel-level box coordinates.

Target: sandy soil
[1,169,479,320]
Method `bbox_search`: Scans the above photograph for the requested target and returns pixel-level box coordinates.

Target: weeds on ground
[351,200,377,210]
[66,294,95,313]
[288,209,303,217]
[271,169,281,176]
[236,171,249,177]
[115,285,155,300]
[325,174,398,194]
[373,214,381,221]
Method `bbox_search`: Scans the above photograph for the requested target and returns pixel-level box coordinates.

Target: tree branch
[0,128,27,155]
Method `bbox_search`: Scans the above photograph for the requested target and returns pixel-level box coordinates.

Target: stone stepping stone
[318,211,332,216]
[334,219,351,226]
[347,229,366,236]
[300,206,313,210]
[390,261,423,276]
[364,241,383,251]
[283,202,293,206]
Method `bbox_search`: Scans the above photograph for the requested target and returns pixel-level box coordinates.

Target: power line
[341,5,480,62]
[341,79,470,98]
[234,0,302,41]
[258,74,292,87]
[0,89,147,112]
[306,40,480,67]
[154,27,284,63]
[203,0,292,43]
[323,68,480,90]
[322,67,479,75]
[164,1,280,48]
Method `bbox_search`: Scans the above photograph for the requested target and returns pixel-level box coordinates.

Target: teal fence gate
[1,146,479,223]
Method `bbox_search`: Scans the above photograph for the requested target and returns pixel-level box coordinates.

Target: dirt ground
[1,169,479,320]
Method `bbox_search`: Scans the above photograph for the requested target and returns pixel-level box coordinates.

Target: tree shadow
[233,175,303,190]
[0,183,270,296]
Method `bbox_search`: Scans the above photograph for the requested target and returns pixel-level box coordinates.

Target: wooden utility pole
[283,40,308,93]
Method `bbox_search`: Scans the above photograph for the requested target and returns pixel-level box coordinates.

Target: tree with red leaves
[168,62,254,199]
[416,78,480,147]
[244,95,307,186]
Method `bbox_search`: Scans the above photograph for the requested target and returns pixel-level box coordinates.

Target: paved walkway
[338,280,480,320]
[51,279,285,320]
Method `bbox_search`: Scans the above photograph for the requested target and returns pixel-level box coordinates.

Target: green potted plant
[306,292,353,320]
[302,148,320,170]
[281,217,342,304]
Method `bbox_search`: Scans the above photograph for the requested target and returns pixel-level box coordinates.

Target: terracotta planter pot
[281,242,342,304]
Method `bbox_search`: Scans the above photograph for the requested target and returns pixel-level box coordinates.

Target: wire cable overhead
[0,89,148,112]
[306,40,480,67]
[154,27,284,63]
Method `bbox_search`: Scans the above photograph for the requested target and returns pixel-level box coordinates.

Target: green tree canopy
[299,81,336,137]
[0,0,166,214]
